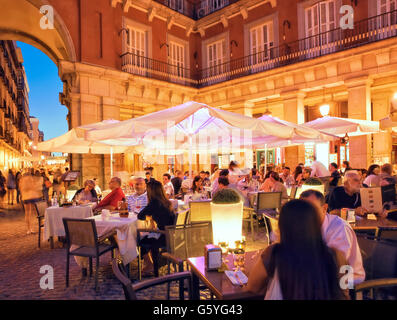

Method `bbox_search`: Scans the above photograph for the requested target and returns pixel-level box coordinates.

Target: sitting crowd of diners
[51,158,395,299]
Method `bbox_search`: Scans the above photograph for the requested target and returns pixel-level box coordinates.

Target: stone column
[346,77,372,169]
[281,91,306,168]
[372,91,393,164]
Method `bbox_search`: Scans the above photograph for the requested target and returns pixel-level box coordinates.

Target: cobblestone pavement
[0,204,268,300]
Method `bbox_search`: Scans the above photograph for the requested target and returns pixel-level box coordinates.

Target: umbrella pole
[264,144,268,176]
[189,135,193,179]
[110,147,114,178]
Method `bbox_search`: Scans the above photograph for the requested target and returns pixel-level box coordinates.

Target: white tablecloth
[43,205,93,240]
[89,213,146,265]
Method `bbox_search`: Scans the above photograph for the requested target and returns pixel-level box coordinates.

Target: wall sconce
[160,43,169,49]
[230,40,238,57]
[118,27,129,36]
[283,20,291,41]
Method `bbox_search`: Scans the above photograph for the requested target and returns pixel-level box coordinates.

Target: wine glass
[135,199,141,212]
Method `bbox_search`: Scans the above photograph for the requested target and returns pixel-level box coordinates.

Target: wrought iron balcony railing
[121,9,397,88]
[153,0,237,20]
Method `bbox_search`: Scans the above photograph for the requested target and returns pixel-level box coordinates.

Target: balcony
[121,9,397,88]
[153,0,236,20]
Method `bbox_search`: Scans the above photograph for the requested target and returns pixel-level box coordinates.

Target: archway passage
[0,0,76,64]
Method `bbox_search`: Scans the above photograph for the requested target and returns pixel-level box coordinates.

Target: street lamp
[319,104,330,117]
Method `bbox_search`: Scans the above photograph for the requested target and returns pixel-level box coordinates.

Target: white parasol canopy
[302,116,380,137]
[37,120,133,177]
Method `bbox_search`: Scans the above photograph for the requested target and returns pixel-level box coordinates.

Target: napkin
[225,270,248,286]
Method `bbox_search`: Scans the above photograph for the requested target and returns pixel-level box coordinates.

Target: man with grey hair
[94,176,125,212]
[327,171,367,216]
[126,177,148,212]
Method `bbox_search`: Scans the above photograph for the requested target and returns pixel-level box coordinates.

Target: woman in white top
[246,199,348,300]
[363,164,381,187]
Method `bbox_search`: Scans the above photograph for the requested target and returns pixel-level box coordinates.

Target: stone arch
[0,0,76,64]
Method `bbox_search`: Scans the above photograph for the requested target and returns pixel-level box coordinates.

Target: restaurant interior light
[319,104,330,117]
[393,92,397,100]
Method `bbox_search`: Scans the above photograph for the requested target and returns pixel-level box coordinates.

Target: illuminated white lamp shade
[210,201,244,246]
[296,184,325,199]
[319,104,330,117]
[394,92,397,100]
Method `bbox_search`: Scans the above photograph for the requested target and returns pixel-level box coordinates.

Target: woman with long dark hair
[293,166,303,185]
[137,180,175,276]
[363,164,380,187]
[247,199,348,300]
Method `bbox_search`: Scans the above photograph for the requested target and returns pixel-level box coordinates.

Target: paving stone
[0,203,268,300]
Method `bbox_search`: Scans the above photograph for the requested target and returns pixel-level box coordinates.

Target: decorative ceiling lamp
[319,87,330,117]
[341,133,349,144]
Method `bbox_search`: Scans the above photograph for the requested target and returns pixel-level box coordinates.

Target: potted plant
[211,189,244,246]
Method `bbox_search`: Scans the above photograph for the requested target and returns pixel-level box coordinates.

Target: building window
[168,41,185,78]
[207,39,226,76]
[304,0,337,55]
[121,18,152,75]
[198,0,229,17]
[250,21,274,65]
[168,0,184,13]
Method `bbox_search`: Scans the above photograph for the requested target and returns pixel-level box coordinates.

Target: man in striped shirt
[126,177,148,213]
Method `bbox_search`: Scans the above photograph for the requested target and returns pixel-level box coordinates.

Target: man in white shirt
[280,167,295,186]
[126,177,148,212]
[162,173,174,198]
[300,189,365,284]
[311,156,330,178]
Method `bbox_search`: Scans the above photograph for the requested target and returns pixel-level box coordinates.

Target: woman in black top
[138,180,175,276]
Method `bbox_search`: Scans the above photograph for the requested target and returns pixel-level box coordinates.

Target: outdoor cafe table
[187,251,264,300]
[43,204,94,248]
[87,213,146,265]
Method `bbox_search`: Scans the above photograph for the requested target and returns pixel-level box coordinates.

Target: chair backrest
[319,176,331,194]
[256,192,282,211]
[165,221,213,261]
[111,259,137,300]
[265,216,279,243]
[357,235,397,280]
[175,209,188,225]
[378,228,397,242]
[34,201,48,218]
[62,218,98,248]
[289,186,297,199]
[188,200,212,223]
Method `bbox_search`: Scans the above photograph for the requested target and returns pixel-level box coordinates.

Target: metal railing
[153,0,238,19]
[121,9,397,88]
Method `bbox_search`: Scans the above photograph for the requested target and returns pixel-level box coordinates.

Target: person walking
[20,169,44,234]
[0,170,6,206]
[6,169,17,205]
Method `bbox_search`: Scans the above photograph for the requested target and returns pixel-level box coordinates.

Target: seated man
[94,177,125,212]
[126,177,148,212]
[300,189,365,284]
[211,169,229,197]
[217,176,229,191]
[162,173,174,199]
[171,170,183,196]
[327,171,367,216]
[72,179,98,204]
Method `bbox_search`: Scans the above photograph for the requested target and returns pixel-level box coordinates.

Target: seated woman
[191,176,204,200]
[72,180,98,204]
[137,180,175,276]
[246,199,349,300]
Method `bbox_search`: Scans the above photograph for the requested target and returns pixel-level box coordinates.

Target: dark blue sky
[17,41,68,141]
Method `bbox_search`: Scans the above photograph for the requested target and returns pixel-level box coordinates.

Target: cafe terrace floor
[0,204,267,300]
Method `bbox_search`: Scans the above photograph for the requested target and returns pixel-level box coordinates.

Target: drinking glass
[117,201,123,210]
[135,199,141,212]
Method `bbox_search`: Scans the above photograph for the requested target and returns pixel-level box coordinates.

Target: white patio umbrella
[302,116,380,137]
[37,120,132,177]
[85,102,333,177]
[380,116,397,132]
